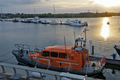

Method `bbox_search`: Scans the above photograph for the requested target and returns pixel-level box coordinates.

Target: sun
[93,0,120,7]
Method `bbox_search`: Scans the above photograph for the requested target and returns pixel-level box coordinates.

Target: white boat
[32,19,40,23]
[21,18,32,23]
[50,5,58,25]
[32,16,40,23]
[50,20,58,25]
[70,20,88,27]
[63,19,72,25]
[41,20,49,24]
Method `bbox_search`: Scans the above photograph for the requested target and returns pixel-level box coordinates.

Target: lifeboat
[12,29,105,76]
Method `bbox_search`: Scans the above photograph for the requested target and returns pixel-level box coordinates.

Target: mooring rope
[0,55,14,62]
[0,51,12,57]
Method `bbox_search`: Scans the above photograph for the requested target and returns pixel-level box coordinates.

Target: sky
[0,0,120,14]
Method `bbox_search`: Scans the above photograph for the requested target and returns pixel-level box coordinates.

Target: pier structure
[89,54,120,66]
[88,39,120,66]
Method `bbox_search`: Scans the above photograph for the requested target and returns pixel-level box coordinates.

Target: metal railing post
[25,70,30,79]
[1,65,5,73]
[55,75,57,80]
[13,67,16,74]
[72,77,74,80]
[39,72,43,80]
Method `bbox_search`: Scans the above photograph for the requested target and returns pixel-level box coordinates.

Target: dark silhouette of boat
[114,45,120,56]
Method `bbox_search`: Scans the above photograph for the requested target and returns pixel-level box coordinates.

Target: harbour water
[0,17,120,80]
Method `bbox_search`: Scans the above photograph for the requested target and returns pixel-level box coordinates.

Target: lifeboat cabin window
[59,53,67,59]
[42,51,49,57]
[51,52,58,57]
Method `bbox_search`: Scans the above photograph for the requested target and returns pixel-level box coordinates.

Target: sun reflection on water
[100,18,110,41]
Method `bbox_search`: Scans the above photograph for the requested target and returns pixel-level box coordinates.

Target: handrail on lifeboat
[15,44,30,50]
[15,44,43,52]
[15,44,30,51]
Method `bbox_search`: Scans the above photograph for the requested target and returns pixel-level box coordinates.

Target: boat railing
[86,58,105,73]
[15,44,44,53]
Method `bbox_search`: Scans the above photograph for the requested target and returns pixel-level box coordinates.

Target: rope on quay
[0,51,12,57]
[104,69,116,80]
[0,56,14,62]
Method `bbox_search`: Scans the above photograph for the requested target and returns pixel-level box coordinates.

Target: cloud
[1,0,120,13]
[0,0,50,7]
[88,1,94,5]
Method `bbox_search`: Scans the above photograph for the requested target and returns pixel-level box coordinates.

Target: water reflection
[100,18,110,41]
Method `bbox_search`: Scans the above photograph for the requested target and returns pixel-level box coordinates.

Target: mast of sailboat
[1,7,2,18]
[53,5,55,18]
[34,7,35,14]
[72,13,73,20]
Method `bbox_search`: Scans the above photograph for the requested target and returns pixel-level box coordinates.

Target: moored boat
[21,18,32,23]
[63,19,72,25]
[12,18,20,22]
[12,28,105,76]
[41,20,49,24]
[70,20,88,27]
[50,20,58,25]
[32,16,40,23]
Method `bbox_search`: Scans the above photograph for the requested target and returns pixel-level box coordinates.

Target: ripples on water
[0,17,120,79]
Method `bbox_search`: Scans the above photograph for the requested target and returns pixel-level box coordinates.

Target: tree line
[0,12,120,18]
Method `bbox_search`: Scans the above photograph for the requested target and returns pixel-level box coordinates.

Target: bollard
[92,45,94,55]
[113,53,116,59]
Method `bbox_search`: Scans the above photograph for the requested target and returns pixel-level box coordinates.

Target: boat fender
[103,56,106,62]
[31,72,46,79]
[100,59,103,66]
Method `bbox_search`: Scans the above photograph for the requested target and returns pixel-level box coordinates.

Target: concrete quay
[89,54,120,65]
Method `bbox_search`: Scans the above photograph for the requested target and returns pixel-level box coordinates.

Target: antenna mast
[64,36,66,52]
[83,28,89,48]
[1,7,2,17]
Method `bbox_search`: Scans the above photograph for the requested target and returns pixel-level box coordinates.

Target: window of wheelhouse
[51,52,58,57]
[42,51,49,57]
[59,53,67,59]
